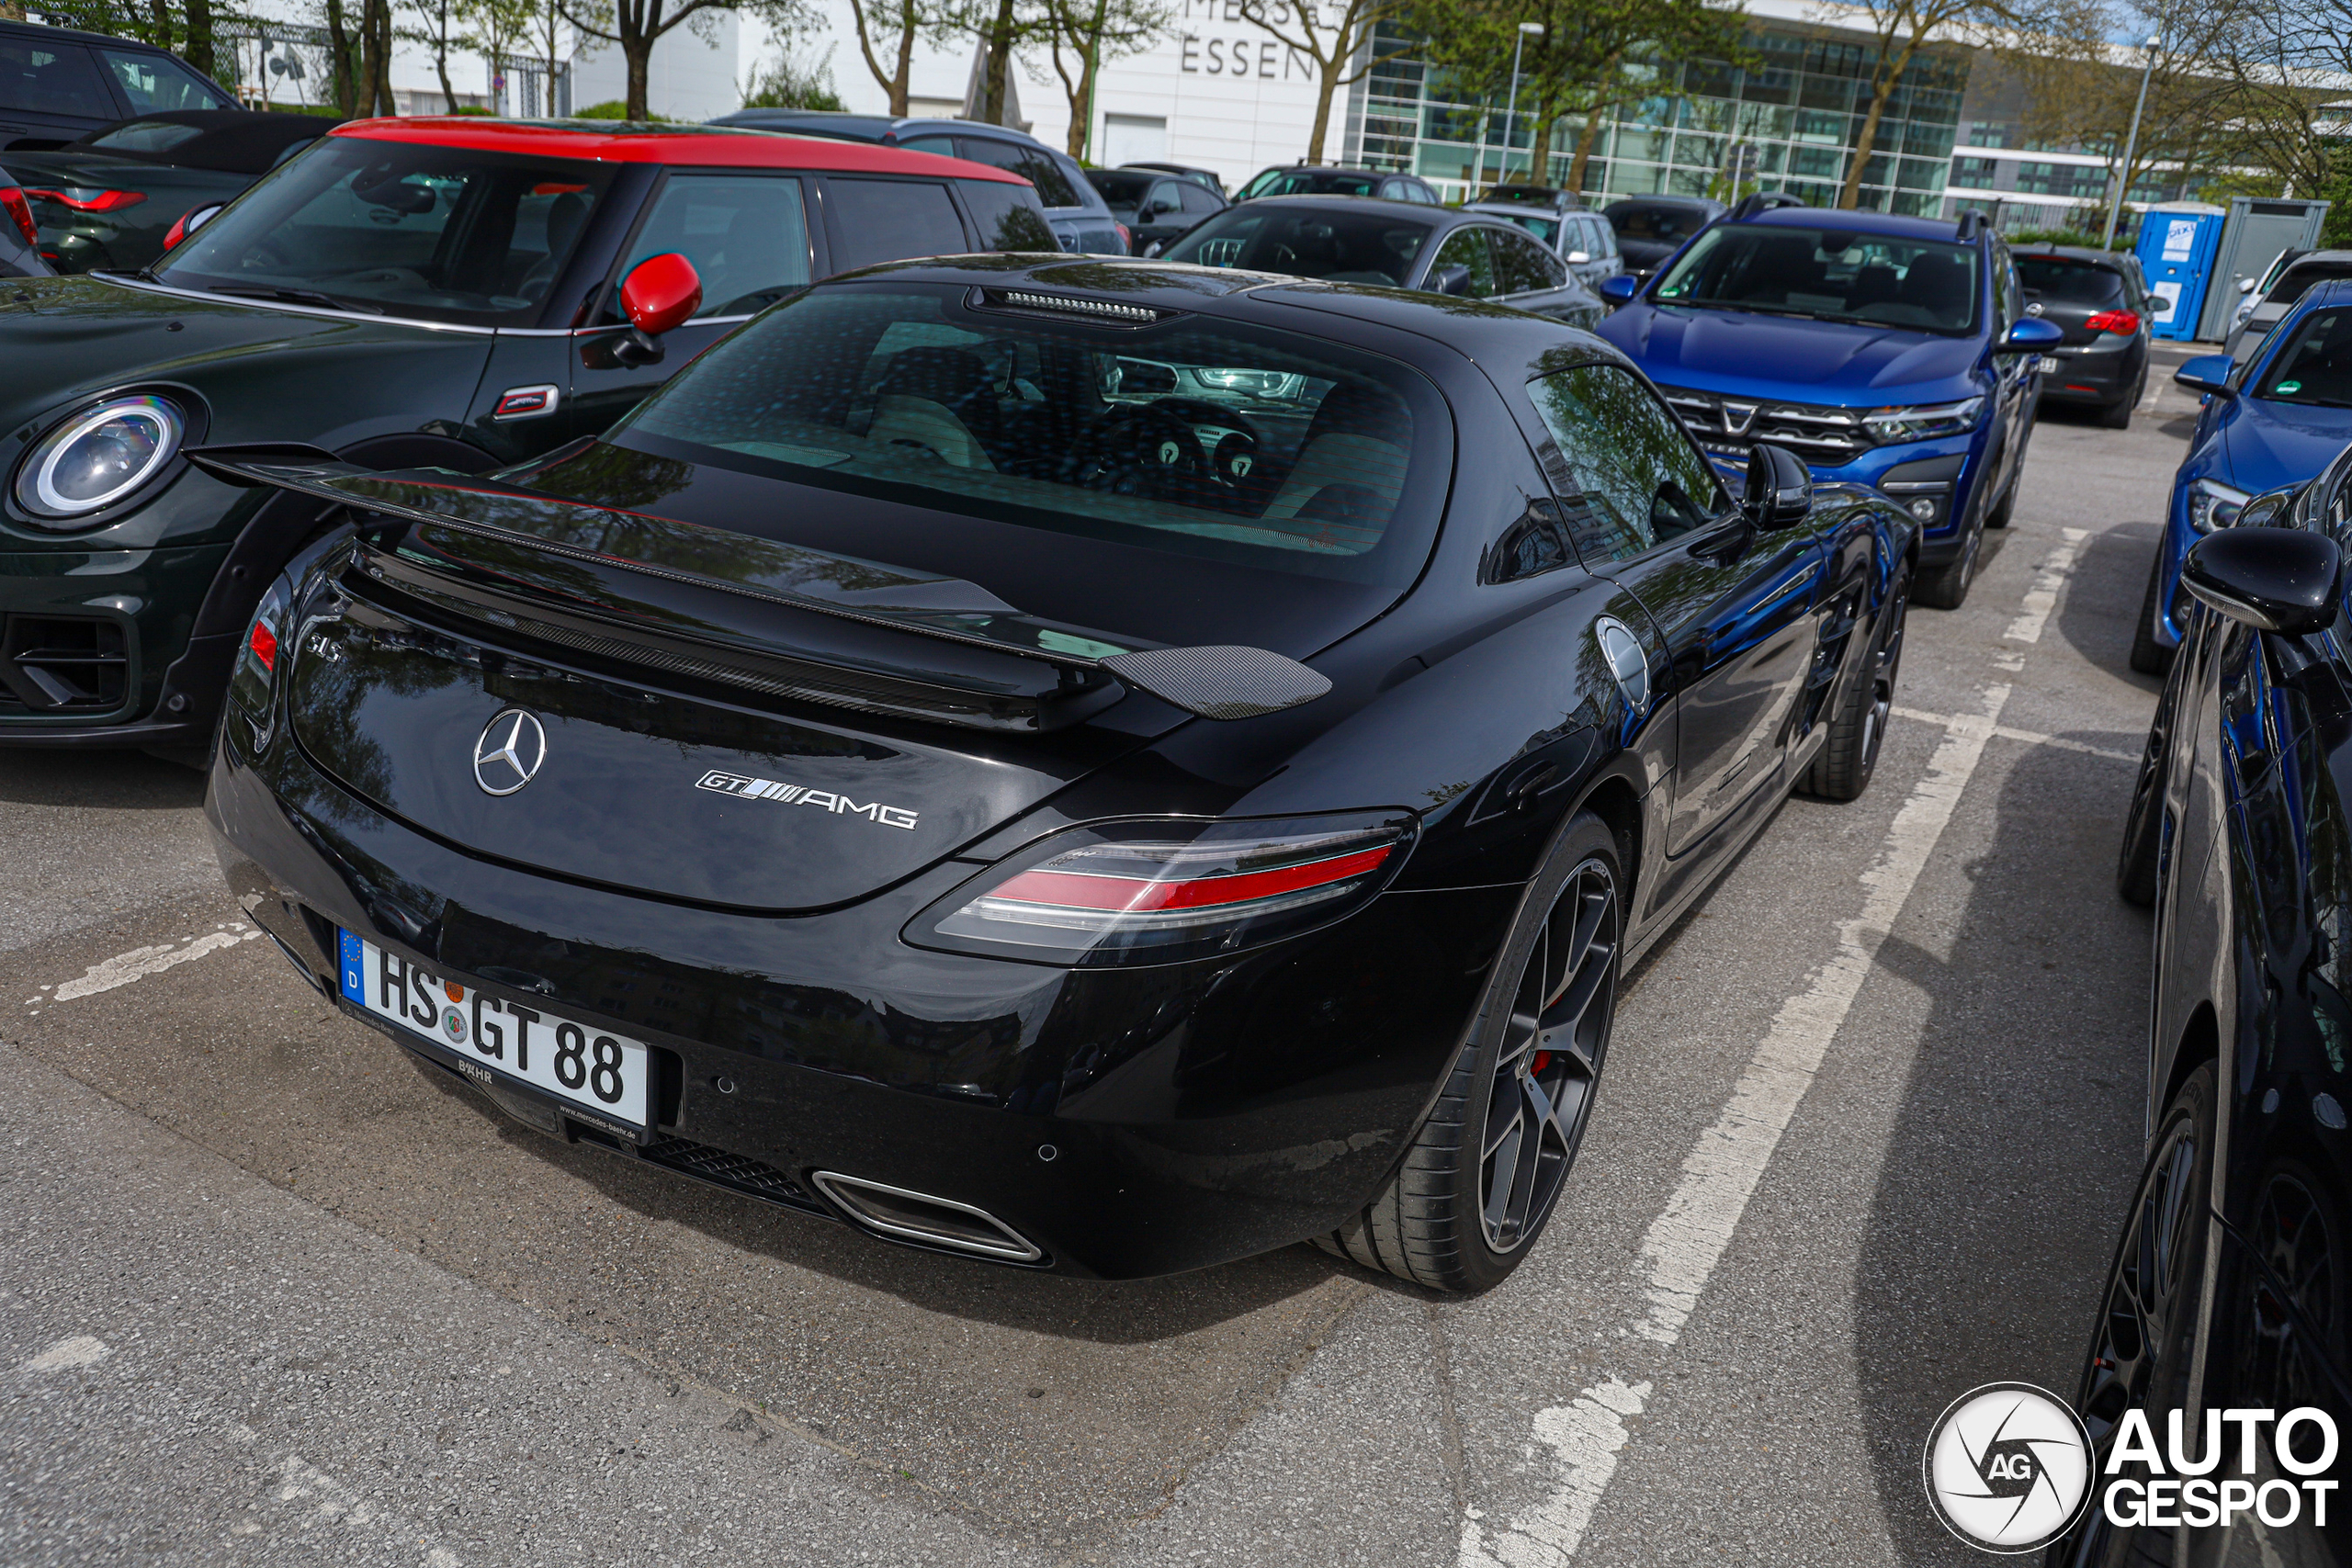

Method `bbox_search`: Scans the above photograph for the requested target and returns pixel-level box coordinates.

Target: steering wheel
[1146,398,1263,491]
[1066,404,1207,498]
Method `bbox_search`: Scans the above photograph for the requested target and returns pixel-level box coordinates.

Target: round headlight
[14,395,185,525]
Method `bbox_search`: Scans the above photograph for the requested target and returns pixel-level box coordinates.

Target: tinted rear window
[616,283,1450,586]
[826,178,967,273]
[1088,171,1157,207]
[2016,256,2125,305]
[2271,263,2352,310]
[0,39,111,118]
[1164,207,1436,286]
[957,138,1080,209]
[1607,202,1707,243]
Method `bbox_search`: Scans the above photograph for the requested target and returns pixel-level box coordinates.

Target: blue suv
[2132,277,2352,671]
[1596,205,2062,608]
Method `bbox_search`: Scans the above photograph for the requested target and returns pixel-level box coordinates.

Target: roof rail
[1729,191,1804,220]
[1955,209,1987,241]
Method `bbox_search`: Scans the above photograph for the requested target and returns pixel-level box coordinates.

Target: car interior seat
[1259,379,1411,543]
[864,347,1001,469]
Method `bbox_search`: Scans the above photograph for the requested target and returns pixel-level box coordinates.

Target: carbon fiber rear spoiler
[188,446,1330,722]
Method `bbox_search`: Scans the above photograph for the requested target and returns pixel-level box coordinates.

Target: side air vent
[0,615,129,714]
[811,1171,1046,1263]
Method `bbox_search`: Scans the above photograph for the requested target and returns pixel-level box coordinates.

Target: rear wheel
[1801,567,1908,802]
[2098,391,2134,430]
[2127,549,2175,675]
[1317,812,1623,1293]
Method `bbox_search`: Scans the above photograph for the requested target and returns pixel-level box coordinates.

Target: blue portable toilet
[2136,202,2227,341]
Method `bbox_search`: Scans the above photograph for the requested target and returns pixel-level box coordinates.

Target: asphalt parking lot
[1,354,2199,1567]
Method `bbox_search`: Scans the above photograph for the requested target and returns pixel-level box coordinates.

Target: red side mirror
[620,253,702,338]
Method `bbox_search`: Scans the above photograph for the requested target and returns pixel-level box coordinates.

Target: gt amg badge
[473,709,547,796]
[696,770,920,830]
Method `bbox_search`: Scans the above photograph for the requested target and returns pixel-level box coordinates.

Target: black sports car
[2068,467,2352,1562]
[202,256,1915,1288]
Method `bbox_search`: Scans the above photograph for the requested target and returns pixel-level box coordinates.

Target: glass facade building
[1345,19,1971,213]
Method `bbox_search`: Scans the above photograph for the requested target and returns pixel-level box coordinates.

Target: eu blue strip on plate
[338,928,365,1004]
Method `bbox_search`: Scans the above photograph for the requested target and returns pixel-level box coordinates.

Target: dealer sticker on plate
[338,929,650,1130]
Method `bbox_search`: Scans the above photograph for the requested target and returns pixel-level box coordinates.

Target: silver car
[2226,248,2352,367]
[1464,200,1626,291]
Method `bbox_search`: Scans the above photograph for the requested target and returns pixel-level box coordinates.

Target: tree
[559,0,813,122]
[744,24,848,108]
[944,0,1054,125]
[405,0,466,111]
[846,0,942,115]
[530,0,570,111]
[1831,0,2030,209]
[1237,0,1416,164]
[459,0,535,110]
[1040,0,1170,156]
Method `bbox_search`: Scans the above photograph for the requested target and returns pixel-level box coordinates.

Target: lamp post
[1501,21,1544,187]
[2101,34,2161,250]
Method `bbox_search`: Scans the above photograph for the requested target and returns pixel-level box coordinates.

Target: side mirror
[2174,353,2235,398]
[1432,263,1473,297]
[1996,316,2064,353]
[164,200,226,251]
[1599,274,1638,304]
[1566,249,1591,265]
[614,252,701,367]
[2181,526,2342,634]
[2236,488,2297,530]
[2238,276,2259,294]
[1743,442,1812,529]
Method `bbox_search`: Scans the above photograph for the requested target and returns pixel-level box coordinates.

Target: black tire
[2098,391,2133,430]
[2049,1062,2216,1568]
[2115,666,2174,907]
[1915,487,1982,610]
[2126,548,2175,676]
[1985,476,2018,528]
[1316,811,1623,1292]
[1800,566,1908,802]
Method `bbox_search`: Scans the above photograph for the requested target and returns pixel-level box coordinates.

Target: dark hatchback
[2013,243,2153,428]
[1234,165,1443,205]
[1603,195,1724,276]
[0,117,1053,752]
[1162,197,1604,327]
[204,256,1914,1287]
[9,108,338,275]
[1083,166,1225,255]
[0,18,234,150]
[2078,466,2352,1567]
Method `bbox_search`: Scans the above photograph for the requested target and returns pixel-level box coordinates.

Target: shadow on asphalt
[0,748,206,809]
[2057,523,2165,694]
[1848,729,2152,1559]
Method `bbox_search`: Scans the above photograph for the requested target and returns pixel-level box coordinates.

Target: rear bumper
[206,725,1517,1279]
[2036,337,2142,404]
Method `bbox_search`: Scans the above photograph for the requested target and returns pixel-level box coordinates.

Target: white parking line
[41,925,261,1006]
[2001,527,2090,650]
[1889,705,2137,764]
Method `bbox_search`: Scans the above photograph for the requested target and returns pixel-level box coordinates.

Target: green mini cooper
[0,115,1050,754]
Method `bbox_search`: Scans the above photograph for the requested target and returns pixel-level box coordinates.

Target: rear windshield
[2256,307,2352,409]
[1088,171,1158,208]
[615,283,1449,586]
[153,136,616,326]
[2017,255,2125,306]
[2270,262,2352,310]
[1250,171,1378,198]
[1606,202,1708,243]
[1653,223,1982,334]
[1162,207,1437,286]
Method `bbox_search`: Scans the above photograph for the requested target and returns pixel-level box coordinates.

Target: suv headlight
[12,394,186,526]
[1861,397,1984,444]
[2186,477,2250,533]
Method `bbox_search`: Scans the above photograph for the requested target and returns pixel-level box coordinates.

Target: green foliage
[575,99,673,120]
[2005,226,2124,250]
[743,47,847,110]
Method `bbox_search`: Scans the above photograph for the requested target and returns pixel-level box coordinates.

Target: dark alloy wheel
[1317,811,1623,1292]
[1802,569,1907,802]
[2049,1062,2214,1568]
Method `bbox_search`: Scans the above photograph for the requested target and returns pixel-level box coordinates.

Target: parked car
[0,117,1056,754]
[1083,166,1224,255]
[711,108,1126,254]
[2079,469,2352,1566]
[2129,278,2352,673]
[6,108,336,276]
[1479,182,1579,209]
[1120,159,1223,196]
[1464,199,1624,290]
[2223,247,2352,368]
[1595,204,2061,610]
[200,253,1914,1289]
[1603,194,1724,276]
[0,18,234,151]
[0,162,51,277]
[1162,197,1605,328]
[2012,243,2153,429]
[1234,164,1442,205]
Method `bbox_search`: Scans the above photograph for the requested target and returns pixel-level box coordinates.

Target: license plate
[2035,355,2062,373]
[337,930,650,1130]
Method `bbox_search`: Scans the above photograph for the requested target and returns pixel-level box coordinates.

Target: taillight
[2084,310,2141,334]
[1114,221,1132,252]
[227,578,290,730]
[0,186,35,246]
[248,619,277,671]
[24,186,145,213]
[907,811,1415,966]
[163,212,187,249]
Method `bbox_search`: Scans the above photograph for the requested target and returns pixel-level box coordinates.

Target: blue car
[1596,205,2062,609]
[2131,277,2352,672]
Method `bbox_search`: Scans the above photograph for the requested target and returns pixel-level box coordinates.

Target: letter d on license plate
[338,930,650,1131]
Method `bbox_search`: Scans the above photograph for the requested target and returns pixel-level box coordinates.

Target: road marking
[2138,373,2165,412]
[2002,527,2090,651]
[47,926,261,1003]
[1889,705,2137,763]
[1459,681,2015,1566]
[19,1334,110,1372]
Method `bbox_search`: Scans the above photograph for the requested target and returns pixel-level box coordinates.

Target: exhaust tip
[811,1171,1044,1264]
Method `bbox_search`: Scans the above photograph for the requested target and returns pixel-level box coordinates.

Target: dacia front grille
[1656,387,1872,465]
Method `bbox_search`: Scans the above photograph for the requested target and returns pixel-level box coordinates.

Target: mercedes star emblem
[472,708,547,795]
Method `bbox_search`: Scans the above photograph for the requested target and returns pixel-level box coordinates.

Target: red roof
[327,118,1026,183]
